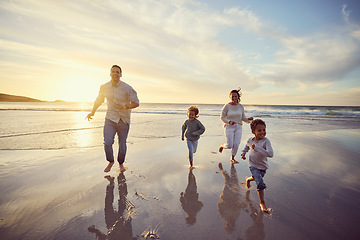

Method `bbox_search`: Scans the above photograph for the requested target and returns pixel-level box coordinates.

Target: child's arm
[192,120,205,136]
[181,121,187,141]
[253,139,274,158]
[241,141,250,159]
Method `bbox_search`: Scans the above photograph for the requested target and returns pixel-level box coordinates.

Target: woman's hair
[187,105,199,118]
[250,119,266,132]
[229,88,242,103]
[111,64,122,73]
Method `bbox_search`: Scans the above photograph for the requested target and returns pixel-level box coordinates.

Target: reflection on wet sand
[217,162,265,239]
[180,168,203,225]
[88,173,136,240]
[218,162,244,232]
[242,191,265,240]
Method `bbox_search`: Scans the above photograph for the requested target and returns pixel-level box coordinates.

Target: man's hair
[250,119,266,132]
[188,105,199,118]
[111,65,122,73]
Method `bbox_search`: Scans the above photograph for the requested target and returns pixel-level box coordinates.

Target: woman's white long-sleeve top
[220,103,251,125]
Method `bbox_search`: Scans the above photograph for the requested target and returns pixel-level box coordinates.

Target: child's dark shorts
[250,167,267,191]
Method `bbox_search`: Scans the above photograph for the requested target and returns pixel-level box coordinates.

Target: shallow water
[1,102,359,150]
[0,102,360,240]
[0,128,360,240]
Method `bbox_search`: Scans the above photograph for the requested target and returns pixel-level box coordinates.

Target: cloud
[342,4,350,24]
[246,87,360,106]
[2,0,258,80]
[0,0,265,103]
[351,30,360,41]
[0,0,359,104]
[223,7,263,32]
[262,34,360,84]
[255,5,360,87]
[342,4,360,42]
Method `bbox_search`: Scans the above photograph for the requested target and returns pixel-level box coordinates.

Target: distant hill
[0,93,44,102]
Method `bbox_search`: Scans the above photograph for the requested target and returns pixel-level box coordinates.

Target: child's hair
[187,106,199,118]
[229,88,242,103]
[250,119,266,133]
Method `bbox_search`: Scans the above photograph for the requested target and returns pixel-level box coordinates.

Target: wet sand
[0,129,360,240]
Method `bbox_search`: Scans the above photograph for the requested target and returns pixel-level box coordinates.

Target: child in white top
[241,119,274,213]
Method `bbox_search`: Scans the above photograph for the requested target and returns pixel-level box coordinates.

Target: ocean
[0,102,359,150]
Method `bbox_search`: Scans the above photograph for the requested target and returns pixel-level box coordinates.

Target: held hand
[86,113,94,121]
[229,121,235,125]
[248,117,254,121]
[241,153,246,160]
[251,144,255,150]
[182,138,184,141]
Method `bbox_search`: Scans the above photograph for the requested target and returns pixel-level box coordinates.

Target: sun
[60,73,103,102]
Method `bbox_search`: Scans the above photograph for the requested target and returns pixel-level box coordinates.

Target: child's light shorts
[249,167,267,191]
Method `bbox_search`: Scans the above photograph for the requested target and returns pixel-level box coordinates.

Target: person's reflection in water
[88,173,136,240]
[217,162,247,232]
[180,168,203,225]
[243,191,265,240]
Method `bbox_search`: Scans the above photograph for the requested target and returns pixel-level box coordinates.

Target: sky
[1,0,360,105]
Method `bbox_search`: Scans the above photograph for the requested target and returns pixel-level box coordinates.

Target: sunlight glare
[60,73,101,102]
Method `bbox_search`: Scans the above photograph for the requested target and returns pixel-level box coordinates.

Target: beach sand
[0,128,360,240]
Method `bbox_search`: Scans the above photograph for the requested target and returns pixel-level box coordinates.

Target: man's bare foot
[119,164,127,172]
[260,202,269,213]
[246,177,251,189]
[104,162,114,172]
[219,146,223,153]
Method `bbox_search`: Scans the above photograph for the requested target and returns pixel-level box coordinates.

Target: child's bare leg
[190,161,193,168]
[104,162,114,172]
[246,176,254,189]
[258,190,269,213]
[119,163,127,172]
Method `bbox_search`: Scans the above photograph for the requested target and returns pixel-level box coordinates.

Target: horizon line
[1,93,359,108]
